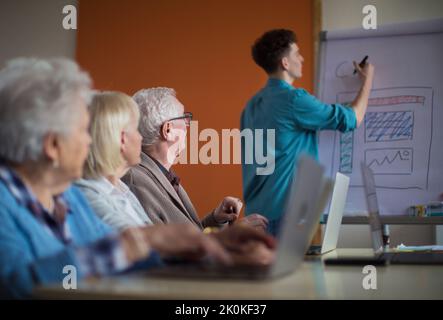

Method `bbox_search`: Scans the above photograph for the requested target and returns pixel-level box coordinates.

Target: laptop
[320,172,350,254]
[145,155,332,280]
[324,163,443,265]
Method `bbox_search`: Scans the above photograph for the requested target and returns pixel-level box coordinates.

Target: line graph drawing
[365,148,413,175]
[365,111,414,142]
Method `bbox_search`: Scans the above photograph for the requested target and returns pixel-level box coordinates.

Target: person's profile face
[171,100,187,153]
[122,110,142,167]
[285,42,304,79]
[165,98,188,164]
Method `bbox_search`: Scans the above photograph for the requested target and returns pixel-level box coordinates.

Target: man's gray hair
[0,57,92,163]
[133,87,182,147]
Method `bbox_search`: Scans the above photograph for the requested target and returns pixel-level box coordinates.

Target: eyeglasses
[167,112,193,126]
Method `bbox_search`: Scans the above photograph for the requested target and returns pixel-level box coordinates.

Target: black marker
[353,55,369,74]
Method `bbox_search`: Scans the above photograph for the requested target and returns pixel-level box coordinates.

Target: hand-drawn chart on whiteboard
[317,19,443,215]
[332,87,433,190]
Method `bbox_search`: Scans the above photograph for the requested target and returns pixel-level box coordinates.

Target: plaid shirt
[0,164,130,276]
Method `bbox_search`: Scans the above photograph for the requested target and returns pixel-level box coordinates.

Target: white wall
[322,0,443,248]
[322,0,443,31]
[0,0,77,67]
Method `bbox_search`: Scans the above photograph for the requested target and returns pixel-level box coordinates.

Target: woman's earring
[53,160,59,169]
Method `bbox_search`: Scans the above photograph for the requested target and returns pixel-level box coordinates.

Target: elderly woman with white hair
[122,88,269,230]
[0,58,235,299]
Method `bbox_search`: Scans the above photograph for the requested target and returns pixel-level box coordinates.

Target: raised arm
[350,61,375,126]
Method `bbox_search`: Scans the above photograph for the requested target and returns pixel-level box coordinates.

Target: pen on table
[353,55,369,74]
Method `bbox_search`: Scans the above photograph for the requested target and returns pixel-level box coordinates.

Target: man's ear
[161,122,173,141]
[281,56,290,71]
[42,132,59,165]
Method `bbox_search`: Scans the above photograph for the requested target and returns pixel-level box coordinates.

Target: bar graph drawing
[365,111,414,142]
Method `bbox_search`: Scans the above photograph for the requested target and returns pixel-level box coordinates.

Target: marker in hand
[353,55,369,74]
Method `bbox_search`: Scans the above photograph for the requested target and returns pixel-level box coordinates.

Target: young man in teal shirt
[241,29,374,236]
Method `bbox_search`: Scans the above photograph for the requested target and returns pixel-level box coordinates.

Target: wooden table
[34,249,443,300]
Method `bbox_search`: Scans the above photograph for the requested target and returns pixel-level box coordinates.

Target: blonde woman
[75,92,151,230]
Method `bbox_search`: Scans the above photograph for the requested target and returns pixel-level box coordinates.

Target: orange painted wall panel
[77,0,314,218]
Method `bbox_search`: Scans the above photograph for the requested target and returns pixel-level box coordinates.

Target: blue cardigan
[0,181,161,298]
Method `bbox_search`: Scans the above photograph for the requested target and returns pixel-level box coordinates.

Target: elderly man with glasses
[122,87,268,231]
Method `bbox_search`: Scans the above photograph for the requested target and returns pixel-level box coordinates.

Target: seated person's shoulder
[0,179,10,197]
[0,181,15,213]
[64,185,91,207]
[66,184,84,197]
[73,179,103,198]
[122,165,155,189]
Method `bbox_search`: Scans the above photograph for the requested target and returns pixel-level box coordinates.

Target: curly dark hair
[251,29,297,74]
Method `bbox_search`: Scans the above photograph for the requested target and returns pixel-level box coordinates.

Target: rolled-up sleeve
[291,89,357,132]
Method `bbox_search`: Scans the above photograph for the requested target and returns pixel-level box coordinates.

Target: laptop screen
[361,162,384,253]
[271,155,326,276]
[321,172,350,254]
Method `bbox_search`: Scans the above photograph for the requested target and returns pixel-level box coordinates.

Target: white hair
[133,87,182,146]
[0,57,92,163]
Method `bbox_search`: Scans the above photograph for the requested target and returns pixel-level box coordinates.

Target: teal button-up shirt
[240,78,357,221]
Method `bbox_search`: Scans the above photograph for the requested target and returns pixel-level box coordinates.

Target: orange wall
[77,0,314,218]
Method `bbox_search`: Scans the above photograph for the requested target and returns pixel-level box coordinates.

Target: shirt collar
[148,155,170,176]
[99,177,131,197]
[0,164,71,221]
[266,78,294,90]
[0,165,29,206]
[147,155,181,188]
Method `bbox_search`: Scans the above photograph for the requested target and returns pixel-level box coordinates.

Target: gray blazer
[75,177,153,231]
[122,152,220,229]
